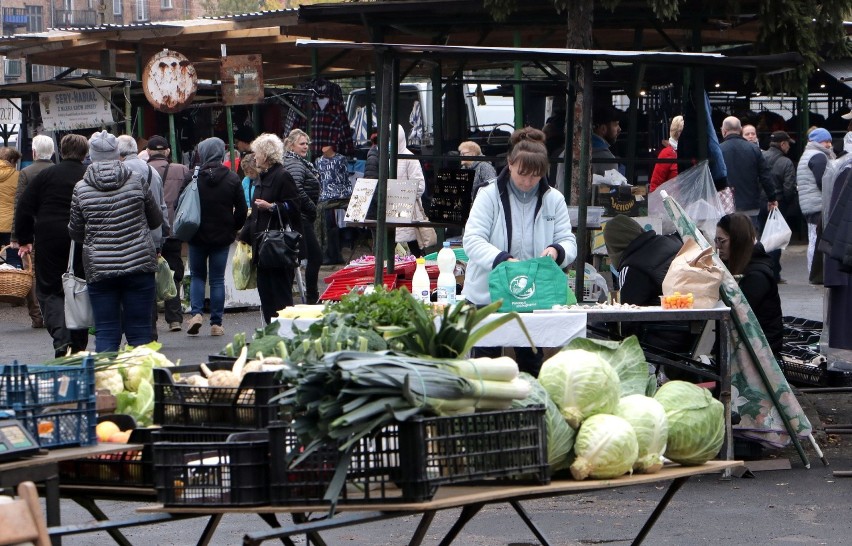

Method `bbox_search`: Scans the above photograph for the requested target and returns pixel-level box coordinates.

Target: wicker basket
[0,245,33,299]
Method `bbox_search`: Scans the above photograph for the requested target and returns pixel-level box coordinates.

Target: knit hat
[603,215,644,269]
[88,130,119,161]
[147,135,169,151]
[808,128,832,143]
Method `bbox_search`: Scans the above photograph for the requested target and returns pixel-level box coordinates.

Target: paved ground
[3,241,851,545]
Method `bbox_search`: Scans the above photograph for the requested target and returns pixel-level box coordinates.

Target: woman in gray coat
[68,131,163,352]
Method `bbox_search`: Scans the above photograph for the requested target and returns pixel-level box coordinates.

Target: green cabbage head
[654,380,724,466]
[570,413,638,480]
[512,373,576,471]
[538,349,621,429]
[614,394,669,474]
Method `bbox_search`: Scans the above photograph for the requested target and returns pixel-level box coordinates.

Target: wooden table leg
[44,474,61,546]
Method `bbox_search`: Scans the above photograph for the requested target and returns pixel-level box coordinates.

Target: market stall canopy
[0,0,801,84]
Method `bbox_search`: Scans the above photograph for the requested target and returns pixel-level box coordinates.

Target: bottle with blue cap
[436,242,456,305]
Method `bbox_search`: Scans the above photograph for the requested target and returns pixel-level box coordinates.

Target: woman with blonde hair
[240,133,302,323]
[283,128,322,303]
[649,115,684,192]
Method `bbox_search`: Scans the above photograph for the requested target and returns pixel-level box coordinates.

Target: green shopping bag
[488,256,572,313]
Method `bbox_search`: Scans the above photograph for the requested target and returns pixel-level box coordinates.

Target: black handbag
[256,207,301,269]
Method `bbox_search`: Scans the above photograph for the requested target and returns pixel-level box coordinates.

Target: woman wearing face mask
[716,212,783,356]
[462,127,577,376]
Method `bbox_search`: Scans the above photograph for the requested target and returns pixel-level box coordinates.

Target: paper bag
[662,238,722,309]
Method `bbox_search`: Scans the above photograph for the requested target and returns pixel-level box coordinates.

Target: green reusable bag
[488,256,571,313]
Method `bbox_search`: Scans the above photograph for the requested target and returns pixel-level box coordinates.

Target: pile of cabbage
[513,336,724,480]
[94,342,176,426]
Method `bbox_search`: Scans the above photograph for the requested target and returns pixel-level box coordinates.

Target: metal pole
[225,106,235,171]
[573,60,593,302]
[562,61,575,200]
[168,113,177,163]
[513,31,524,128]
[374,52,394,286]
[124,81,132,135]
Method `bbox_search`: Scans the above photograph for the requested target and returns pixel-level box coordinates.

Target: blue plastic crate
[1,357,97,448]
[16,402,97,448]
[0,358,95,407]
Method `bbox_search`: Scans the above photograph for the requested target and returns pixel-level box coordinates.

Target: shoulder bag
[172,166,201,241]
[63,241,94,330]
[256,206,302,269]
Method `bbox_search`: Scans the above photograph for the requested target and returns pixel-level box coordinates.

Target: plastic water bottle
[436,242,456,305]
[412,257,431,303]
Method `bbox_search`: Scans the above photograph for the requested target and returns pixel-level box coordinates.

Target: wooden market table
[134,460,741,546]
[0,443,142,546]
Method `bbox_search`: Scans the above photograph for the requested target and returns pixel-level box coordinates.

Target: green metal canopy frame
[296,39,802,289]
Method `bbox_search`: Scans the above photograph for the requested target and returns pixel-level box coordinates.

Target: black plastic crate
[268,406,549,506]
[59,428,155,487]
[0,359,95,407]
[153,362,286,430]
[782,316,823,331]
[153,430,269,507]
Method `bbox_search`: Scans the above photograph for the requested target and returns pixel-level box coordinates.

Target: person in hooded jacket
[283,128,322,303]
[0,147,23,263]
[240,133,303,323]
[68,131,163,352]
[183,137,248,337]
[603,215,696,379]
[716,213,783,355]
[16,135,90,356]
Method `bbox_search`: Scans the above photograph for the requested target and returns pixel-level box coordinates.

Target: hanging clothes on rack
[283,78,355,158]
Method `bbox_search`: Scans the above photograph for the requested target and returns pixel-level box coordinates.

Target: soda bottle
[411,257,430,303]
[436,242,456,305]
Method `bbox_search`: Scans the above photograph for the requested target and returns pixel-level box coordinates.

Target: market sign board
[0,98,22,125]
[221,54,263,106]
[142,49,198,113]
[39,90,112,131]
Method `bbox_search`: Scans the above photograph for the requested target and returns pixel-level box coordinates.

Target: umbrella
[660,188,822,468]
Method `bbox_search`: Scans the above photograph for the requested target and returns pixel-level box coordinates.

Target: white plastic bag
[649,161,725,237]
[760,208,792,252]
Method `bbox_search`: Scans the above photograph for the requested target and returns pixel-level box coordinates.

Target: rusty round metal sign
[142,49,198,113]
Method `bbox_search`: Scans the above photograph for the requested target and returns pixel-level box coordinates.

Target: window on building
[135,0,148,21]
[161,0,172,8]
[25,5,43,32]
[5,60,22,79]
[113,0,122,15]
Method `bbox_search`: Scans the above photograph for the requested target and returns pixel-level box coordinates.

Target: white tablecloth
[276,312,587,348]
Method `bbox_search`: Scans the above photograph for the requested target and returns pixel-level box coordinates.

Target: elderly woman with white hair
[240,133,302,323]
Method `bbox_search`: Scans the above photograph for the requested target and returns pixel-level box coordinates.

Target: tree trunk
[566,0,594,206]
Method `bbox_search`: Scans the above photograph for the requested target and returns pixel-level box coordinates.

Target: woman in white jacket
[392,125,427,256]
[462,127,577,375]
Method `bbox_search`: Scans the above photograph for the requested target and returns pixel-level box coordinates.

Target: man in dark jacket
[15,135,90,357]
[147,135,190,332]
[719,116,778,229]
[184,137,247,337]
[761,131,796,283]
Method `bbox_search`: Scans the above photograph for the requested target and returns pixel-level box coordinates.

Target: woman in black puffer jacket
[68,131,163,352]
[283,129,322,304]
